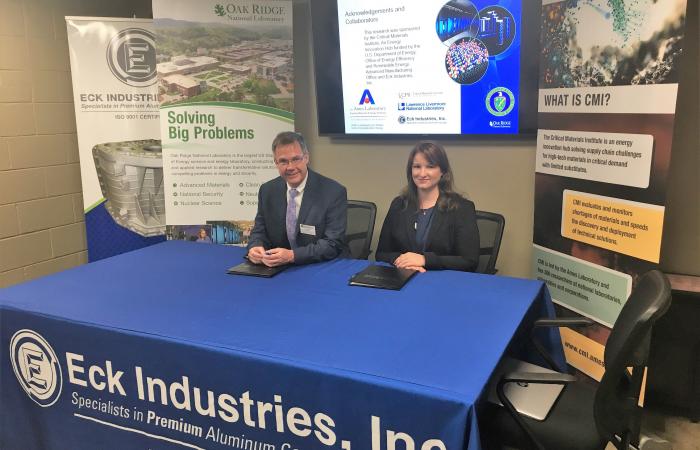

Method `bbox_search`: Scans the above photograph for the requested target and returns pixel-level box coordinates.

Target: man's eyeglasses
[275,155,306,167]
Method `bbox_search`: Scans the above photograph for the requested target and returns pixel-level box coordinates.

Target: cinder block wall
[0,0,151,288]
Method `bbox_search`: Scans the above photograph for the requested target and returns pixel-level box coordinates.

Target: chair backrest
[475,210,505,274]
[594,270,672,447]
[346,200,377,259]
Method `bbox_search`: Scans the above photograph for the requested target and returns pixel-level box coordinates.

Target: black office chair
[483,270,672,450]
[475,210,505,274]
[346,200,377,259]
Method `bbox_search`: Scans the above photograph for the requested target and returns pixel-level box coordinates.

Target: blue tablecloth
[1,241,560,450]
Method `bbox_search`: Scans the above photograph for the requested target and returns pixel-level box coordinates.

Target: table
[1,241,561,450]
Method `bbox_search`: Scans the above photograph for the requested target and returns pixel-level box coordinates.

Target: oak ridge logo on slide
[106,28,157,87]
[10,329,63,407]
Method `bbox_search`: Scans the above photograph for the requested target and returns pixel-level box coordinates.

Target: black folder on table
[226,260,288,278]
[349,265,417,290]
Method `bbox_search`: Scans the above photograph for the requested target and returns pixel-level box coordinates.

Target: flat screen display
[311,0,538,137]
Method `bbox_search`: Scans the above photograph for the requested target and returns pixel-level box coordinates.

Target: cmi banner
[152,0,295,246]
[66,17,165,261]
[532,0,688,378]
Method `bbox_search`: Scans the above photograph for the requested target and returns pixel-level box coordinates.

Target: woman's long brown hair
[400,141,463,211]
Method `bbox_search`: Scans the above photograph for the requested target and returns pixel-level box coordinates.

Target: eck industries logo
[106,28,157,87]
[359,89,375,105]
[10,329,63,407]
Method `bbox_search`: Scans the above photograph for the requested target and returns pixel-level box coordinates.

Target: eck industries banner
[66,18,165,262]
[532,0,688,379]
[152,0,294,246]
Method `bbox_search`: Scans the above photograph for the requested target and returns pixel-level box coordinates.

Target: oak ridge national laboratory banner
[152,0,294,246]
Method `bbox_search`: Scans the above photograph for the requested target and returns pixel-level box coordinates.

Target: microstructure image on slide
[435,0,481,43]
[477,6,516,56]
[445,37,489,84]
[436,1,519,84]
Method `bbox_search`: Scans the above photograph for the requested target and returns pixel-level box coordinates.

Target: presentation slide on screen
[337,0,522,134]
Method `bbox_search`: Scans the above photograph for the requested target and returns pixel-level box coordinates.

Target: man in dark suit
[247,131,347,266]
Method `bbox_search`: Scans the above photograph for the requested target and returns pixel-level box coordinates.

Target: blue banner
[2,310,472,450]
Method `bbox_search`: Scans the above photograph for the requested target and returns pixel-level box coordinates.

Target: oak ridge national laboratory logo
[106,28,157,87]
[10,329,63,407]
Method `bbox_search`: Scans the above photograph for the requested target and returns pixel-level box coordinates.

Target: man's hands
[248,246,294,267]
[262,248,294,267]
[247,246,266,264]
[393,252,426,273]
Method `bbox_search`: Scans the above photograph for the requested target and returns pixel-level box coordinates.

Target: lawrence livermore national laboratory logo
[106,28,157,87]
[10,329,63,407]
[485,87,515,117]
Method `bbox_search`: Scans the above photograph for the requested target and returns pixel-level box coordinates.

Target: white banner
[538,84,679,114]
[152,0,294,243]
[536,129,653,188]
[66,17,165,261]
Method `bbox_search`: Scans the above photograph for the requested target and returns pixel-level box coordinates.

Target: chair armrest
[501,371,576,385]
[531,317,594,372]
[534,317,595,328]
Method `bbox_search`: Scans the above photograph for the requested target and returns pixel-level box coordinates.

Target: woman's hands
[393,252,426,272]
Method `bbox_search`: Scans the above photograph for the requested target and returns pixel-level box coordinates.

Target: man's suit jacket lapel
[273,177,288,243]
[297,170,316,227]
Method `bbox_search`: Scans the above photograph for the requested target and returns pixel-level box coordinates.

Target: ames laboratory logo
[485,87,515,117]
[10,329,63,407]
[359,89,375,105]
[106,28,157,87]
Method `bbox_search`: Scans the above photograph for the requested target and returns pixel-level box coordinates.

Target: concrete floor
[498,408,700,449]
[598,410,700,450]
[636,410,700,450]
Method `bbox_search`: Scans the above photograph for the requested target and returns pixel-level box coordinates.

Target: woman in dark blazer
[376,141,480,272]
